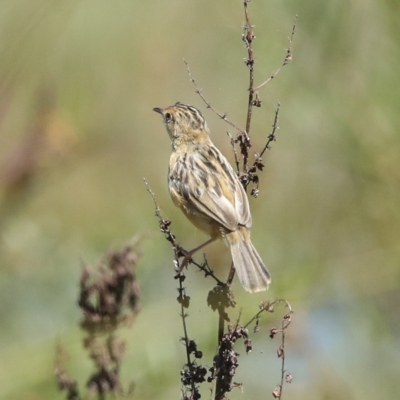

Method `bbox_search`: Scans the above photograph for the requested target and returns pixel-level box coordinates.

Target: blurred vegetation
[0,0,399,399]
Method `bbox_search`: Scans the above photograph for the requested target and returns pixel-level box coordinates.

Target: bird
[153,102,271,292]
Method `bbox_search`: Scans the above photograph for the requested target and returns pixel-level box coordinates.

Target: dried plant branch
[258,102,281,159]
[55,244,141,400]
[184,57,253,178]
[55,343,81,400]
[184,59,244,134]
[178,276,207,400]
[206,285,236,399]
[267,300,294,400]
[253,17,297,93]
[143,181,209,399]
[183,6,295,198]
[242,0,256,139]
[275,311,293,399]
[211,322,251,400]
[226,131,241,173]
[241,4,296,176]
[144,178,223,285]
[226,261,236,286]
[243,299,276,330]
[239,102,281,197]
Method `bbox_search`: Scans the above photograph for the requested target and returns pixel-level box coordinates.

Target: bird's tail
[226,228,271,292]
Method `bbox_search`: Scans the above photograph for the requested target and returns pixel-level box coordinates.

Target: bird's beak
[153,107,163,115]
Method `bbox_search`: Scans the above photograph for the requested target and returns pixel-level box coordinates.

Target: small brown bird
[153,102,271,292]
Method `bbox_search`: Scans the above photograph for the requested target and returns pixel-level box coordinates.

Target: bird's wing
[169,145,252,231]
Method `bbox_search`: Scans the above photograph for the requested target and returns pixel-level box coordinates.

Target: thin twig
[184,59,244,134]
[145,180,209,400]
[226,131,240,173]
[242,0,256,138]
[238,103,281,195]
[241,299,294,399]
[253,16,297,93]
[143,178,164,223]
[143,178,223,284]
[179,278,199,398]
[215,309,225,400]
[226,262,236,286]
[268,300,293,400]
[258,102,280,159]
[243,299,276,330]
[180,285,192,368]
[277,312,292,400]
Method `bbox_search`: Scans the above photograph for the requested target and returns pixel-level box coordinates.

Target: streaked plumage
[153,102,271,292]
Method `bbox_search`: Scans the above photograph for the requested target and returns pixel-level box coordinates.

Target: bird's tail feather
[226,229,271,292]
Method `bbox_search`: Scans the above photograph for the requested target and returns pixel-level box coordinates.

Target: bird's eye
[165,112,173,123]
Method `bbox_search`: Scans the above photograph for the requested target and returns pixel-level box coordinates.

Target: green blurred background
[0,0,399,399]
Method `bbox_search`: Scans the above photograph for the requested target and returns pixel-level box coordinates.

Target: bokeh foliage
[0,0,399,399]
